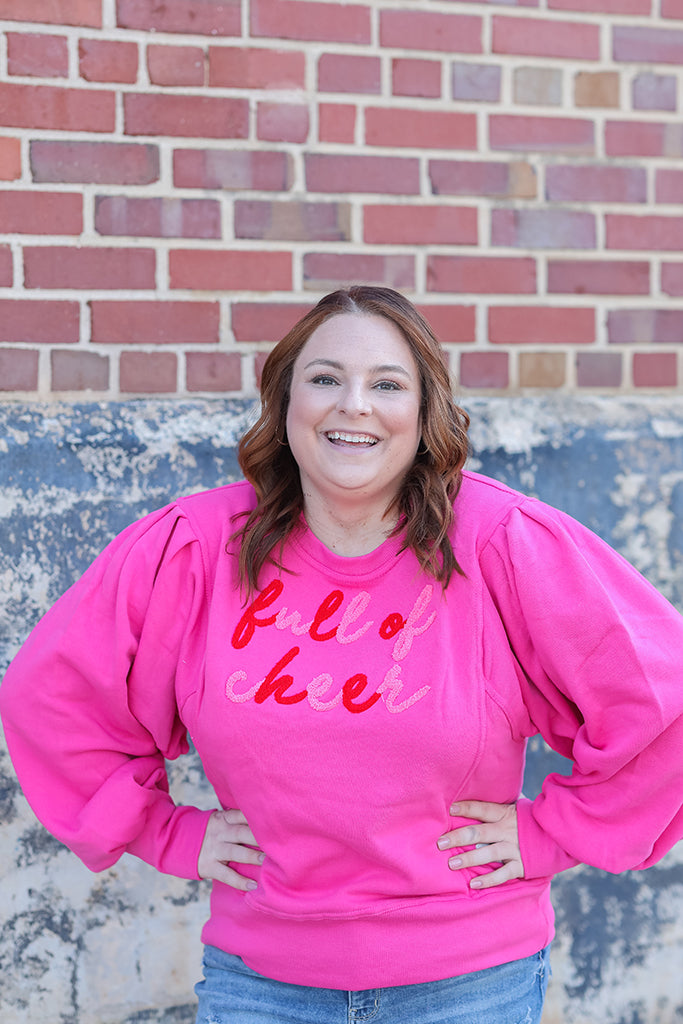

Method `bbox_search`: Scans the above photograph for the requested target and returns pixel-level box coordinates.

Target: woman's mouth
[324,430,379,446]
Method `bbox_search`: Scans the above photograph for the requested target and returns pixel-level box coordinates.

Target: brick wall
[1,0,682,398]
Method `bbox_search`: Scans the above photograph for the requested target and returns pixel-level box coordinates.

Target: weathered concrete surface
[1,397,682,1024]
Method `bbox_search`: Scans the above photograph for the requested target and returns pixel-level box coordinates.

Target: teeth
[326,431,378,444]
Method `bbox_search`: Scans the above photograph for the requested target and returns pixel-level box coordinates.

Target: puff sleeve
[480,498,683,880]
[0,505,213,878]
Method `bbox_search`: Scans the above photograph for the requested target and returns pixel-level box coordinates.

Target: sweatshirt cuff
[126,802,214,880]
[517,797,581,879]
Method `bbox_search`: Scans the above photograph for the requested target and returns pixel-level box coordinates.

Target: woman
[2,286,683,1024]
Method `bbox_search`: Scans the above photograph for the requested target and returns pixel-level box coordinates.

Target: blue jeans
[195,944,551,1024]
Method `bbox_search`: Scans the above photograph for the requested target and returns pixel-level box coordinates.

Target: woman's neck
[301,495,398,557]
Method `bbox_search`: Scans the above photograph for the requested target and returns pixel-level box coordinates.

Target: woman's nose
[336,382,371,416]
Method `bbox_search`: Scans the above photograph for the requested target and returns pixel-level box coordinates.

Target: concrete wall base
[1,397,682,1024]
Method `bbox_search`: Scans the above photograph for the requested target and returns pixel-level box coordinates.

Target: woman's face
[286,312,422,517]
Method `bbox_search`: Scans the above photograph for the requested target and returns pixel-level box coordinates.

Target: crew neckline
[290,518,408,582]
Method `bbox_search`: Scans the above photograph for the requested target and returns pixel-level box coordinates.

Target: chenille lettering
[226,581,435,715]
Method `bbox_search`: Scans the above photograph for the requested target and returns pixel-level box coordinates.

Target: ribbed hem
[200,879,555,989]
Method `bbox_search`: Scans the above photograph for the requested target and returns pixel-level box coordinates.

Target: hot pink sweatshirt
[2,472,683,989]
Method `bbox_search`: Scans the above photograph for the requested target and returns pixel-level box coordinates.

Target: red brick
[232,302,313,342]
[186,352,241,392]
[547,260,650,295]
[519,352,566,388]
[250,0,371,43]
[453,63,501,102]
[606,120,683,158]
[0,0,101,27]
[392,59,441,99]
[30,140,159,185]
[489,306,595,344]
[364,205,478,245]
[0,83,115,132]
[656,169,683,204]
[608,309,683,344]
[0,299,79,343]
[492,209,595,249]
[124,94,248,139]
[0,246,12,286]
[91,301,220,344]
[148,45,205,87]
[120,351,178,394]
[79,38,138,84]
[492,15,600,59]
[661,263,683,296]
[174,148,292,191]
[0,348,39,391]
[170,250,292,292]
[633,352,678,387]
[7,33,69,77]
[51,349,109,391]
[380,10,482,54]
[662,0,683,16]
[318,103,356,143]
[0,138,21,180]
[576,352,622,387]
[235,200,351,241]
[545,164,646,203]
[427,256,536,294]
[254,351,269,385]
[0,191,82,234]
[117,0,241,35]
[550,0,648,11]
[416,305,476,344]
[95,196,221,238]
[490,114,594,154]
[365,108,477,150]
[475,0,539,7]
[306,154,419,194]
[613,26,683,64]
[430,159,536,199]
[24,246,155,290]
[302,253,414,291]
[318,53,381,94]
[209,47,305,89]
[459,352,509,389]
[257,102,310,143]
[606,215,683,251]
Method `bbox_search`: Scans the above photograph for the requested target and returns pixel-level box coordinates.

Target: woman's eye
[311,375,338,386]
[374,380,402,391]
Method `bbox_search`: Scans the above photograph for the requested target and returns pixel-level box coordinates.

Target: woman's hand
[197,808,263,891]
[437,800,523,890]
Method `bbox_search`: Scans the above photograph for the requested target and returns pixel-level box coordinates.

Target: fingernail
[246,880,257,890]
[257,852,265,863]
[450,803,461,815]
[470,878,482,888]
[437,837,450,851]
[448,857,463,869]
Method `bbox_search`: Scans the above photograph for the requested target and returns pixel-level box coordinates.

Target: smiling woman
[2,288,683,1024]
[285,313,422,554]
[236,286,470,592]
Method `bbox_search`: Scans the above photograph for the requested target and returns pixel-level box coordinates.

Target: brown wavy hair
[234,286,470,593]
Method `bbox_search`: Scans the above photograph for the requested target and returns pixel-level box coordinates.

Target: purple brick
[492,208,596,249]
[632,73,677,112]
[452,62,501,102]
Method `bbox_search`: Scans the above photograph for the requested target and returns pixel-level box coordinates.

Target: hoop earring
[417,440,430,455]
[276,433,288,446]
